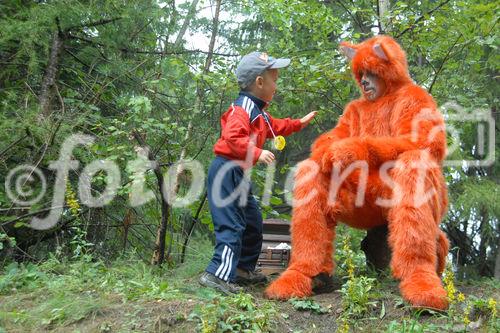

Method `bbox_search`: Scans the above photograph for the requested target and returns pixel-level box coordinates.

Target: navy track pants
[205,156,263,282]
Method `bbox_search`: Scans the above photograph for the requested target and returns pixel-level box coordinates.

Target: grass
[0,236,499,332]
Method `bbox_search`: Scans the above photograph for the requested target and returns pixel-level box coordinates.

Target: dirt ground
[29,276,497,333]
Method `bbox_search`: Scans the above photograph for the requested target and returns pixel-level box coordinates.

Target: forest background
[0,0,498,332]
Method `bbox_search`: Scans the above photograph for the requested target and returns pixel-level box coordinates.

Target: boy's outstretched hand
[300,111,318,128]
[258,150,275,165]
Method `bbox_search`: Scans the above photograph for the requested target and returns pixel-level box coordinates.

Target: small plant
[465,296,499,328]
[385,319,445,333]
[443,263,457,304]
[65,180,94,260]
[64,180,80,217]
[0,232,16,251]
[340,275,378,317]
[335,231,378,332]
[188,293,276,333]
[487,297,497,319]
[443,262,463,327]
[442,265,500,331]
[0,262,47,294]
[289,298,331,314]
[462,296,471,327]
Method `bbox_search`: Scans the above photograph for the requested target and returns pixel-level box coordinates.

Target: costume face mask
[360,72,386,101]
[339,39,411,101]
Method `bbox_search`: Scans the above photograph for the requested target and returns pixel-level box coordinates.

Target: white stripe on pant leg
[219,247,233,280]
[215,245,228,278]
[223,250,234,281]
[215,245,228,277]
[217,246,231,280]
[218,247,232,280]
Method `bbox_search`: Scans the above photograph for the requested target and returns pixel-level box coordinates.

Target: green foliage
[188,293,277,333]
[0,259,106,329]
[0,255,175,329]
[335,226,367,276]
[0,0,491,248]
[38,291,105,327]
[0,4,498,331]
[0,262,47,294]
[1,249,499,332]
[0,232,16,251]
[385,319,447,333]
[454,179,500,217]
[340,276,378,317]
[251,165,291,220]
[289,298,331,315]
[466,296,498,322]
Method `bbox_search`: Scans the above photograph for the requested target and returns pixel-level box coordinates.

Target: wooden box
[257,219,291,275]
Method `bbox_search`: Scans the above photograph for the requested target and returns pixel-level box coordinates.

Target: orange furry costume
[265,36,450,310]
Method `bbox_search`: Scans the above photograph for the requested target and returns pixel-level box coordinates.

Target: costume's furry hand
[321,138,369,173]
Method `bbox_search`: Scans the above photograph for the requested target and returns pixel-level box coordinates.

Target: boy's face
[252,68,278,102]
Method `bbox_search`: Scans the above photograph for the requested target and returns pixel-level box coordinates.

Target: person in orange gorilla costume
[265,35,450,310]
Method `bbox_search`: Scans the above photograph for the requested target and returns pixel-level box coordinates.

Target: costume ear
[373,43,389,61]
[339,42,357,60]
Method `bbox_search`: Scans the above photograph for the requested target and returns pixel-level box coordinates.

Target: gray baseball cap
[236,51,291,89]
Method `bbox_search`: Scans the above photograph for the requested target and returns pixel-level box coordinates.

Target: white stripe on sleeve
[242,97,251,115]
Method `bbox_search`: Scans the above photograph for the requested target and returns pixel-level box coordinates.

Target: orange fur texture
[265,36,450,310]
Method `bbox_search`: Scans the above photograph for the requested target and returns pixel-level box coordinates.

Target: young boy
[199,51,317,294]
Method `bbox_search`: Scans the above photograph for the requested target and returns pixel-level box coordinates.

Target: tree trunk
[478,206,491,276]
[378,0,391,34]
[39,31,63,117]
[151,163,170,266]
[171,0,222,192]
[168,0,222,261]
[201,0,221,74]
[132,132,170,266]
[495,235,500,279]
[173,0,200,48]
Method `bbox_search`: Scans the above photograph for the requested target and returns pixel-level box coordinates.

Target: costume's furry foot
[400,270,448,310]
[265,269,312,300]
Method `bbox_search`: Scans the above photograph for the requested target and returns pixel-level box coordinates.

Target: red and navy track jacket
[213,92,302,167]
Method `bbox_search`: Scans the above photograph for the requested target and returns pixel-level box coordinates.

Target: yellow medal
[274,135,286,151]
[261,110,286,151]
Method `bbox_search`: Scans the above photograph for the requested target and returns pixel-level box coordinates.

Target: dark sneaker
[235,268,268,285]
[199,272,243,295]
[312,272,337,294]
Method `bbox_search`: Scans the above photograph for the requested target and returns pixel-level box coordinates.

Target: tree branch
[2,206,66,227]
[396,0,452,38]
[428,33,462,93]
[0,131,29,160]
[180,191,207,263]
[67,32,237,57]
[336,0,368,34]
[64,17,122,32]
[174,0,200,47]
